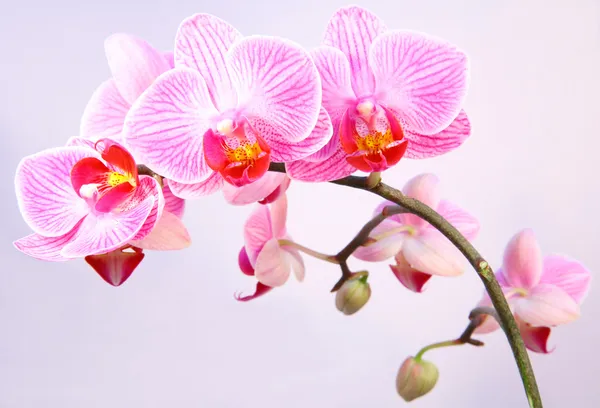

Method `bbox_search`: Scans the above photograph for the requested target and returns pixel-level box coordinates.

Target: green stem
[278,239,339,264]
[415,340,462,361]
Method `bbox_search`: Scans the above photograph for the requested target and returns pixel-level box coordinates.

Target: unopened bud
[396,357,439,402]
[335,274,371,315]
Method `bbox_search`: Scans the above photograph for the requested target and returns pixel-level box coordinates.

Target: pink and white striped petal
[369,30,469,135]
[310,46,356,116]
[130,211,191,250]
[324,6,387,96]
[352,219,405,262]
[222,172,288,205]
[60,196,154,258]
[105,34,172,105]
[80,79,130,142]
[404,110,471,159]
[65,137,95,148]
[163,181,186,218]
[129,176,165,241]
[515,284,580,327]
[228,36,321,144]
[435,199,480,241]
[502,229,543,290]
[254,238,291,287]
[243,205,273,265]
[400,173,441,229]
[175,13,242,111]
[286,144,356,182]
[15,146,96,237]
[267,107,333,162]
[124,68,219,184]
[14,224,83,262]
[168,171,224,199]
[402,232,465,277]
[539,255,591,303]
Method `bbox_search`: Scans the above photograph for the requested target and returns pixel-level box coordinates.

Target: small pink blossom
[287,6,471,181]
[124,13,330,191]
[352,173,479,292]
[475,229,591,353]
[80,34,174,144]
[235,194,305,301]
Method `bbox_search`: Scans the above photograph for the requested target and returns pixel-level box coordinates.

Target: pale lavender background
[1,0,599,407]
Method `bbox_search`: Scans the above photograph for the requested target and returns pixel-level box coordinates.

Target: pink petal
[515,284,580,327]
[228,36,321,147]
[373,200,404,223]
[310,45,355,121]
[130,211,191,250]
[265,107,333,162]
[222,172,288,206]
[80,79,129,142]
[390,251,432,293]
[66,137,95,148]
[402,232,465,277]
[404,110,471,159]
[400,173,441,228]
[324,6,387,96]
[254,238,291,287]
[352,219,405,262]
[124,68,218,183]
[435,199,480,241]
[540,255,591,304]
[168,171,224,199]
[369,30,469,135]
[502,229,543,289]
[175,13,242,111]
[234,282,273,302]
[14,225,82,262]
[269,193,288,239]
[243,205,273,265]
[516,318,553,354]
[60,196,154,258]
[286,144,356,182]
[15,146,95,237]
[104,34,172,105]
[473,295,503,335]
[238,246,255,276]
[130,176,165,241]
[85,247,145,286]
[163,181,186,218]
[283,247,305,282]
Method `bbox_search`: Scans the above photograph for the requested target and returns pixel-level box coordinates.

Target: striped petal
[130,176,165,241]
[369,30,469,135]
[13,224,83,262]
[243,205,273,265]
[324,6,387,96]
[124,68,218,184]
[540,255,591,304]
[404,110,471,159]
[130,211,191,250]
[15,146,95,237]
[80,79,129,142]
[222,172,288,206]
[228,36,321,146]
[163,181,186,218]
[168,171,224,199]
[286,142,356,182]
[175,13,242,111]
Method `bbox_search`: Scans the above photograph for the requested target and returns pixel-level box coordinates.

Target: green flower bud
[335,274,371,315]
[396,357,439,402]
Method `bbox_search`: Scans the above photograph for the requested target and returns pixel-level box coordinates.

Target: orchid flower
[235,194,305,301]
[352,174,479,292]
[475,229,591,353]
[14,139,172,286]
[80,34,174,144]
[287,5,470,182]
[123,13,331,198]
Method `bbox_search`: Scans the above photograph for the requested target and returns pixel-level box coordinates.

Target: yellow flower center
[355,129,394,153]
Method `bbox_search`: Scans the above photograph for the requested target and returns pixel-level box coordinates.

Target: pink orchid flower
[352,174,479,292]
[123,13,331,195]
[475,229,591,353]
[80,34,174,144]
[13,139,179,286]
[235,194,305,301]
[287,6,470,182]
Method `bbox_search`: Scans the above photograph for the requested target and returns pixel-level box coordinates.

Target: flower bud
[395,357,439,402]
[335,274,371,315]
